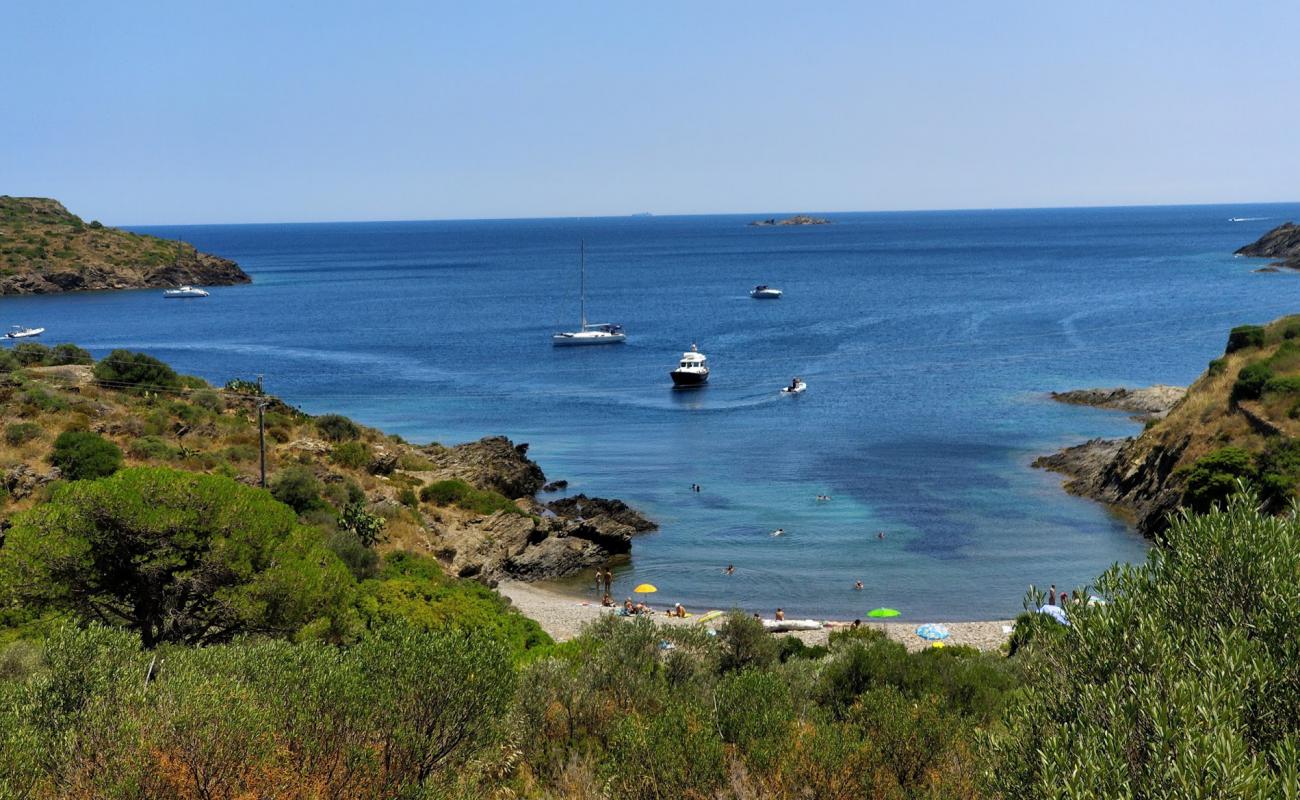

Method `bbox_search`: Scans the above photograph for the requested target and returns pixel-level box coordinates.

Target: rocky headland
[0,196,251,295]
[749,214,830,227]
[1035,315,1300,536]
[1236,221,1300,272]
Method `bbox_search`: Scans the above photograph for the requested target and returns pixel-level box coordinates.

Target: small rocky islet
[0,196,250,295]
[749,214,830,226]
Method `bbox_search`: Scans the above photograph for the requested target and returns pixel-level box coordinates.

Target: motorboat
[5,325,44,339]
[670,344,709,388]
[553,240,626,346]
[781,379,807,395]
[163,286,210,298]
[750,285,783,299]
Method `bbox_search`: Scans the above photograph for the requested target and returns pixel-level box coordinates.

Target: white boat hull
[781,382,807,395]
[5,327,44,339]
[552,331,627,346]
[762,619,822,633]
[751,289,783,299]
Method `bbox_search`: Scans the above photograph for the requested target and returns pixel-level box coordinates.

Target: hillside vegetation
[0,196,250,294]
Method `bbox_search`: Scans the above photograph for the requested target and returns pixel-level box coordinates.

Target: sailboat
[552,241,626,346]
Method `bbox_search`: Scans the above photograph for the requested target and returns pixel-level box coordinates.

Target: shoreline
[498,580,1015,653]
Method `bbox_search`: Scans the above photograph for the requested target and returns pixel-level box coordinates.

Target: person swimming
[724,564,735,575]
[771,528,785,537]
[854,580,864,590]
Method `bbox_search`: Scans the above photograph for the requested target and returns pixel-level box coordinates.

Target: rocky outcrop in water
[419,436,547,498]
[1049,385,1186,420]
[1236,222,1300,271]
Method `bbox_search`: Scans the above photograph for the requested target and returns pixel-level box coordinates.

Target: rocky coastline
[1236,221,1300,272]
[408,437,657,584]
[1033,385,1187,535]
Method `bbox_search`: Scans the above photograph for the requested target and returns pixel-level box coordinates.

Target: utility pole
[257,374,267,489]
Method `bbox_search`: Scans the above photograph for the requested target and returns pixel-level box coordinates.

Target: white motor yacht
[5,325,45,339]
[553,241,626,346]
[163,286,210,298]
[750,285,783,299]
[670,344,709,388]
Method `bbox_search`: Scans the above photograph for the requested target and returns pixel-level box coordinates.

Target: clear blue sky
[2,1,1296,224]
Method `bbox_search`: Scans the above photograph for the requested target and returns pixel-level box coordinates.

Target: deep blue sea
[5,205,1299,619]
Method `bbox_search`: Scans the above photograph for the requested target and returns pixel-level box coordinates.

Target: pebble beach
[498,580,1015,653]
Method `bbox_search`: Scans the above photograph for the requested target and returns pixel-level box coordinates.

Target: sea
[4,204,1298,620]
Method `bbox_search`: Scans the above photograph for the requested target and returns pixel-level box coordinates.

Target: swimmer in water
[771,528,785,537]
[854,580,864,590]
[724,564,735,575]
[877,530,886,540]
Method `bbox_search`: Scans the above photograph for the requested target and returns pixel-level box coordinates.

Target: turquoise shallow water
[4,204,1298,619]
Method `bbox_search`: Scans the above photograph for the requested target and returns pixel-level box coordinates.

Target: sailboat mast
[579,239,586,327]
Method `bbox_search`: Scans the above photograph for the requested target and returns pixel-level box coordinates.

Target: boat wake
[1228,217,1271,222]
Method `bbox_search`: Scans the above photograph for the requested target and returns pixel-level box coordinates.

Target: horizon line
[121,198,1300,229]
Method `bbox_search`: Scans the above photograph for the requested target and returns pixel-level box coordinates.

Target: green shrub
[11,342,50,366]
[715,611,778,673]
[418,478,521,516]
[607,701,726,800]
[127,435,180,461]
[1230,361,1273,402]
[397,451,437,471]
[223,377,263,395]
[192,389,225,413]
[50,430,122,480]
[44,343,92,366]
[324,529,380,581]
[340,501,386,547]
[986,492,1300,797]
[330,440,371,469]
[1225,324,1266,353]
[1207,357,1227,376]
[221,443,258,463]
[315,414,360,442]
[18,385,68,413]
[1181,447,1255,513]
[3,422,42,446]
[397,487,418,508]
[270,466,324,513]
[93,349,180,392]
[1265,374,1300,395]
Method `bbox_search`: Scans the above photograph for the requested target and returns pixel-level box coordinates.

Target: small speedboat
[750,285,783,299]
[670,344,709,388]
[163,286,210,298]
[5,325,44,339]
[781,379,807,395]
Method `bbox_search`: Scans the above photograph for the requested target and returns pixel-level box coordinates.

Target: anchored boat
[553,241,626,346]
[670,344,709,388]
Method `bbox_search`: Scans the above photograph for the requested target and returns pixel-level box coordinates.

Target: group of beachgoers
[1044,584,1087,606]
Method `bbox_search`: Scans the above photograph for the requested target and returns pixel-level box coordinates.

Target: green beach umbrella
[867,608,900,618]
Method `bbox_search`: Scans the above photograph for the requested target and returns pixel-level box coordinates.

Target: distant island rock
[0,196,251,295]
[1236,221,1300,272]
[749,214,830,227]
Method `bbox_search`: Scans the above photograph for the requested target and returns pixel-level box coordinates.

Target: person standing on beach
[594,568,603,593]
[603,568,612,594]
[775,608,785,621]
[1048,584,1057,605]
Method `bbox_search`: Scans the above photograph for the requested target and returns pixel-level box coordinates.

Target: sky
[1,1,1297,225]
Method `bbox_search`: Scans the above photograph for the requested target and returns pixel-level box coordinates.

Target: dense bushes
[92,348,180,392]
[3,421,42,446]
[419,478,522,516]
[49,429,122,480]
[0,621,515,798]
[316,413,360,442]
[270,465,324,513]
[1181,443,1300,512]
[986,492,1300,797]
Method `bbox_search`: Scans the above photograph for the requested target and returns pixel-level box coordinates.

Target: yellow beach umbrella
[633,583,658,594]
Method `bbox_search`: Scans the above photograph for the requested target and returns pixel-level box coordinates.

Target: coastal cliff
[0,196,250,295]
[1236,221,1300,271]
[1035,316,1300,536]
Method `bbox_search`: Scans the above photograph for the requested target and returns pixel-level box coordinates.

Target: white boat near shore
[163,286,210,298]
[5,325,44,339]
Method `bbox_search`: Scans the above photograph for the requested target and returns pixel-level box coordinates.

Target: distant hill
[0,196,250,295]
